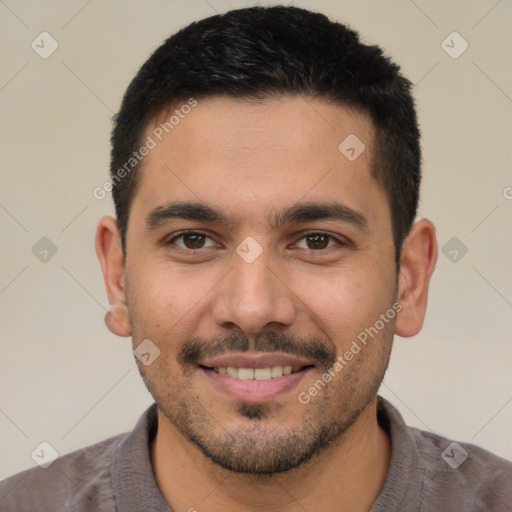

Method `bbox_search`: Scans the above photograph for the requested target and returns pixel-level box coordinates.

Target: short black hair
[110,5,420,261]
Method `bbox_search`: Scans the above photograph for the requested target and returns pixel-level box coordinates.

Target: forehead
[147,95,374,167]
[132,95,386,227]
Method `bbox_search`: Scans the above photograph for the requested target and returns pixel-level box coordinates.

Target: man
[1,5,510,511]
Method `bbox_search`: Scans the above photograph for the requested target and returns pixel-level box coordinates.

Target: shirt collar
[112,397,417,511]
[370,396,419,511]
[112,403,172,512]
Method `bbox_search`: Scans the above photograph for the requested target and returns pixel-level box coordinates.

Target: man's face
[124,96,397,474]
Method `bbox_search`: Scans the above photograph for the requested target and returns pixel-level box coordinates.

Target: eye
[168,231,217,250]
[294,232,344,250]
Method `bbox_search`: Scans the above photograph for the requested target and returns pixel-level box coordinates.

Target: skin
[96,96,437,511]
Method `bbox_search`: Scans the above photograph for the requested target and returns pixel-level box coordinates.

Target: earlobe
[394,219,438,338]
[105,303,132,337]
[95,216,132,337]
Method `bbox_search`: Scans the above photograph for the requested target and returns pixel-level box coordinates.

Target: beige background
[1,0,511,479]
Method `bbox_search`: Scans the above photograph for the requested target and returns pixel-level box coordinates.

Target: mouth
[200,364,311,380]
[198,353,315,402]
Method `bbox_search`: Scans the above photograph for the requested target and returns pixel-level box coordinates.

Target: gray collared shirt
[1,397,511,511]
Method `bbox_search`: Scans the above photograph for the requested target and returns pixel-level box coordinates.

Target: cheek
[127,262,220,338]
[292,264,394,341]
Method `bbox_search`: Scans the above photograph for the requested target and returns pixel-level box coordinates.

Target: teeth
[214,365,302,380]
[226,367,238,378]
[254,367,272,380]
[238,368,254,380]
[271,365,283,378]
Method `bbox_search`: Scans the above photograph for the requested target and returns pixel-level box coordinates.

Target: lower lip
[200,367,313,402]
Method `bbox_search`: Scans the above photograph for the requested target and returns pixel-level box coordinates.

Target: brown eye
[294,232,345,251]
[168,231,216,250]
[182,233,206,249]
[305,234,330,250]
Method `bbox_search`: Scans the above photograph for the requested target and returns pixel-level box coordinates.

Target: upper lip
[200,352,314,369]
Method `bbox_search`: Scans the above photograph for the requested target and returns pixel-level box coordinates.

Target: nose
[211,250,297,335]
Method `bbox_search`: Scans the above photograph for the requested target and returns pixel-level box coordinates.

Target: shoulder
[0,432,126,512]
[410,426,512,510]
[375,397,512,511]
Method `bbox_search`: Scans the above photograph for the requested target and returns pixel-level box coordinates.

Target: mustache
[178,331,336,370]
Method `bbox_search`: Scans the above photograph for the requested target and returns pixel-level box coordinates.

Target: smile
[198,353,315,401]
[202,365,306,380]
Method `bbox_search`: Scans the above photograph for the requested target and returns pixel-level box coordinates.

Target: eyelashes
[166,230,349,252]
[168,231,217,250]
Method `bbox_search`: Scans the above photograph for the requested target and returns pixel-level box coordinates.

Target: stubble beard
[134,323,394,475]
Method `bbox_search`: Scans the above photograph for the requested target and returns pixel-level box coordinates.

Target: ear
[395,218,438,337]
[95,216,131,337]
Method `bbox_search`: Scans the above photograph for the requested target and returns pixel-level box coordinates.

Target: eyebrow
[146,201,229,229]
[269,202,368,231]
[146,200,368,231]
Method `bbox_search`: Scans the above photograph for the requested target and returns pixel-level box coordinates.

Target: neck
[151,397,390,512]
